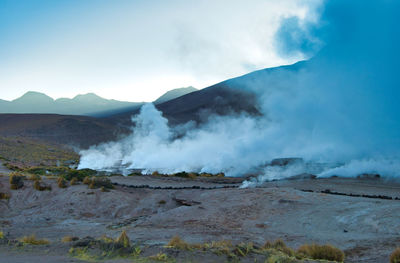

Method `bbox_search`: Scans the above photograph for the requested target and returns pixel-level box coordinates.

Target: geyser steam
[79,0,400,181]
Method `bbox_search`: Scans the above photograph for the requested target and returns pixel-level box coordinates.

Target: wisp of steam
[79,0,400,185]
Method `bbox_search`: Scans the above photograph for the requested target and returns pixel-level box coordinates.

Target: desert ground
[1,160,399,263]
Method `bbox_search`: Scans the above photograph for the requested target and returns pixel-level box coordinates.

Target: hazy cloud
[0,0,318,101]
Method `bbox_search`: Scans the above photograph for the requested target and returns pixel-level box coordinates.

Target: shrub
[173,172,189,178]
[9,172,24,190]
[115,231,130,248]
[88,177,113,190]
[170,172,198,179]
[64,168,97,182]
[99,235,115,243]
[70,234,141,261]
[158,200,166,205]
[27,174,41,181]
[152,171,161,176]
[128,172,142,176]
[19,234,49,245]
[167,236,191,250]
[198,172,225,177]
[233,242,254,257]
[5,163,20,171]
[263,239,295,257]
[25,167,47,176]
[0,231,4,239]
[0,192,10,200]
[297,244,344,262]
[100,186,109,192]
[57,177,68,188]
[390,248,400,263]
[70,177,79,185]
[205,240,233,257]
[83,176,91,185]
[187,173,198,179]
[148,252,169,261]
[33,180,52,191]
[62,236,79,243]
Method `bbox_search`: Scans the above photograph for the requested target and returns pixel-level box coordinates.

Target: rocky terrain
[0,162,399,262]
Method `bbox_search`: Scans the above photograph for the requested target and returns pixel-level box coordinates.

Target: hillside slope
[154,86,197,104]
[0,114,124,148]
[108,61,305,125]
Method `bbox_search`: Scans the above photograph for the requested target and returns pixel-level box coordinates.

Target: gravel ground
[1,174,399,262]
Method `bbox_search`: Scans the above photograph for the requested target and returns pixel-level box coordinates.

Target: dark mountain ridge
[109,60,306,126]
[0,61,305,148]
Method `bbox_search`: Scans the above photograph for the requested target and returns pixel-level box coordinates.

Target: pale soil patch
[1,175,399,262]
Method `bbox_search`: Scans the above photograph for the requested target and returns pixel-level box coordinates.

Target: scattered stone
[173,197,201,206]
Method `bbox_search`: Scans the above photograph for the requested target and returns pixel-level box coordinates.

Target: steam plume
[79,0,400,182]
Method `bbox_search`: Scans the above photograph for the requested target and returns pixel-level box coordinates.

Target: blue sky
[0,0,317,101]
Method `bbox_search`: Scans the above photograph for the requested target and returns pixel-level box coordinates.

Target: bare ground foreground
[1,171,400,262]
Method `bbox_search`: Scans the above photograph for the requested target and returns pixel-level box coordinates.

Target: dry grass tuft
[62,236,79,243]
[167,236,191,250]
[27,174,41,181]
[83,176,91,185]
[390,248,400,263]
[9,172,24,190]
[57,177,68,188]
[100,186,109,192]
[19,234,49,245]
[33,180,52,191]
[148,252,169,261]
[297,243,344,262]
[70,177,79,185]
[0,192,10,200]
[263,239,295,256]
[88,177,113,190]
[233,242,254,257]
[115,230,130,248]
[99,235,115,243]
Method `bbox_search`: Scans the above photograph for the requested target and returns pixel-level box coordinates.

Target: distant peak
[22,91,51,97]
[74,93,102,98]
[13,91,54,102]
[73,93,105,101]
[154,86,197,104]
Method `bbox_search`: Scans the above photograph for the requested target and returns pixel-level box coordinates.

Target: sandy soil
[1,174,399,262]
[0,161,11,176]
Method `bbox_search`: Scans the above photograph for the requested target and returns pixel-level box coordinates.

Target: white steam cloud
[79,0,400,184]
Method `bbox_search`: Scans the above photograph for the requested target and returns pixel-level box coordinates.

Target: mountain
[107,61,305,126]
[13,91,54,104]
[0,92,143,116]
[88,87,198,117]
[0,62,305,149]
[0,88,199,116]
[154,86,197,104]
